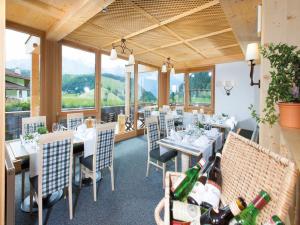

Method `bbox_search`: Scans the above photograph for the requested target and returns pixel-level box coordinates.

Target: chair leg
[162,163,166,188]
[93,173,97,202]
[175,156,178,172]
[38,195,43,225]
[146,158,150,177]
[21,170,25,201]
[29,184,33,216]
[69,186,73,220]
[110,166,115,191]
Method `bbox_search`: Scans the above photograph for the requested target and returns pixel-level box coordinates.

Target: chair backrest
[221,132,298,224]
[165,115,175,137]
[38,131,73,197]
[144,108,152,119]
[107,112,115,122]
[146,116,160,153]
[175,107,184,116]
[67,113,84,130]
[159,111,167,132]
[94,122,116,172]
[162,105,170,111]
[192,113,198,125]
[22,116,46,136]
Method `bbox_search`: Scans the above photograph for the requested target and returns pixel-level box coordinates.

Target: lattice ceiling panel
[90,0,156,37]
[6,1,57,31]
[189,31,238,51]
[203,46,242,58]
[130,0,213,22]
[137,52,165,67]
[166,3,230,39]
[68,23,119,48]
[156,44,204,61]
[129,27,179,49]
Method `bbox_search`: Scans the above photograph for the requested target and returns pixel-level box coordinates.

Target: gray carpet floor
[14,136,179,225]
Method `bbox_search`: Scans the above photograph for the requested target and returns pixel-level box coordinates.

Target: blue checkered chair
[79,122,116,201]
[143,108,152,135]
[175,107,184,130]
[175,107,184,116]
[67,113,84,130]
[146,117,177,187]
[21,116,47,206]
[22,116,46,136]
[30,131,74,225]
[159,111,167,137]
[165,115,175,137]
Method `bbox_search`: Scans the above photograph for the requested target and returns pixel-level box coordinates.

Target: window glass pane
[189,71,212,106]
[5,29,40,140]
[138,64,158,109]
[62,45,95,110]
[169,73,184,105]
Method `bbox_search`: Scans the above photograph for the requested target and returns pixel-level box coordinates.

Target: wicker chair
[155,132,298,224]
[30,131,74,225]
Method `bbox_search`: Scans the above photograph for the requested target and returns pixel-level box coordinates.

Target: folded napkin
[169,129,182,142]
[76,123,87,135]
[225,117,237,130]
[193,135,210,148]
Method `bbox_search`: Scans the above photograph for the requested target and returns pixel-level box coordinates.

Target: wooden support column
[31,51,40,116]
[0,0,5,223]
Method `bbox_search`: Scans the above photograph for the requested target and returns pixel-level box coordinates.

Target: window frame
[58,40,100,117]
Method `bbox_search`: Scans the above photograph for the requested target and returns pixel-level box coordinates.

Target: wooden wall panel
[260,0,300,151]
[0,0,5,223]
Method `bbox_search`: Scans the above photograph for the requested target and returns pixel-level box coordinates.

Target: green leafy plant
[249,43,300,125]
[196,121,204,129]
[37,126,48,134]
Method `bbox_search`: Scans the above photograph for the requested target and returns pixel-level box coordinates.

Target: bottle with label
[172,159,206,201]
[200,197,247,225]
[171,201,201,225]
[263,215,285,225]
[187,173,208,206]
[200,153,222,211]
[229,190,271,225]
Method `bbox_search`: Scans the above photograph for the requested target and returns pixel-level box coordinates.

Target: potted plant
[249,43,300,128]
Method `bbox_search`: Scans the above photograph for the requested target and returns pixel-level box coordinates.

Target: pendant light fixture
[110,38,135,65]
[161,57,175,75]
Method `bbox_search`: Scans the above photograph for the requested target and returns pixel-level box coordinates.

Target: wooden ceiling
[5,0,254,69]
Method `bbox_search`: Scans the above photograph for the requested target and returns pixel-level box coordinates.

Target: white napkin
[181,135,191,145]
[83,129,96,158]
[169,129,182,142]
[76,123,87,135]
[225,117,236,130]
[193,135,210,148]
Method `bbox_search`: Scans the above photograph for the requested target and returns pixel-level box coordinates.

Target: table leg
[181,154,190,172]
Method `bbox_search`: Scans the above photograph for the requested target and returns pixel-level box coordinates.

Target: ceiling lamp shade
[161,64,167,73]
[110,48,117,60]
[170,67,176,76]
[128,53,135,65]
[246,43,259,61]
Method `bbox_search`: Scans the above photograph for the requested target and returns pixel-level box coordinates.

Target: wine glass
[52,123,59,132]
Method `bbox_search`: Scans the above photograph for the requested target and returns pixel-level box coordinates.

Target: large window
[169,73,185,105]
[138,64,158,109]
[189,70,213,106]
[61,45,96,110]
[5,29,40,140]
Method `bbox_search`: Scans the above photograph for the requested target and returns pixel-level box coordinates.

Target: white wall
[215,61,260,130]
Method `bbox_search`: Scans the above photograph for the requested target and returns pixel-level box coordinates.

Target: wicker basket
[154,132,298,225]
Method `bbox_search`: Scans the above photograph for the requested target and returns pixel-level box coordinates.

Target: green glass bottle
[263,215,285,225]
[172,159,206,201]
[229,190,271,225]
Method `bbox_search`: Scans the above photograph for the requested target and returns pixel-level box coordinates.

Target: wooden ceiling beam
[102,0,220,48]
[134,28,233,55]
[46,0,115,41]
[11,0,65,19]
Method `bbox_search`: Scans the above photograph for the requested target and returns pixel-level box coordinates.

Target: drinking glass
[52,123,59,132]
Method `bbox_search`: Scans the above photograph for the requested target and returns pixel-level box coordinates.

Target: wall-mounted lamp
[246,43,260,88]
[223,80,235,96]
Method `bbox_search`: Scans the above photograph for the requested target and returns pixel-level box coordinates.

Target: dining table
[5,126,100,213]
[157,128,223,172]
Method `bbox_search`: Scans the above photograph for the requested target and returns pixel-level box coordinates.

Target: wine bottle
[172,159,206,201]
[187,173,208,205]
[263,215,285,225]
[171,201,201,224]
[229,190,271,225]
[200,153,222,210]
[200,197,247,225]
